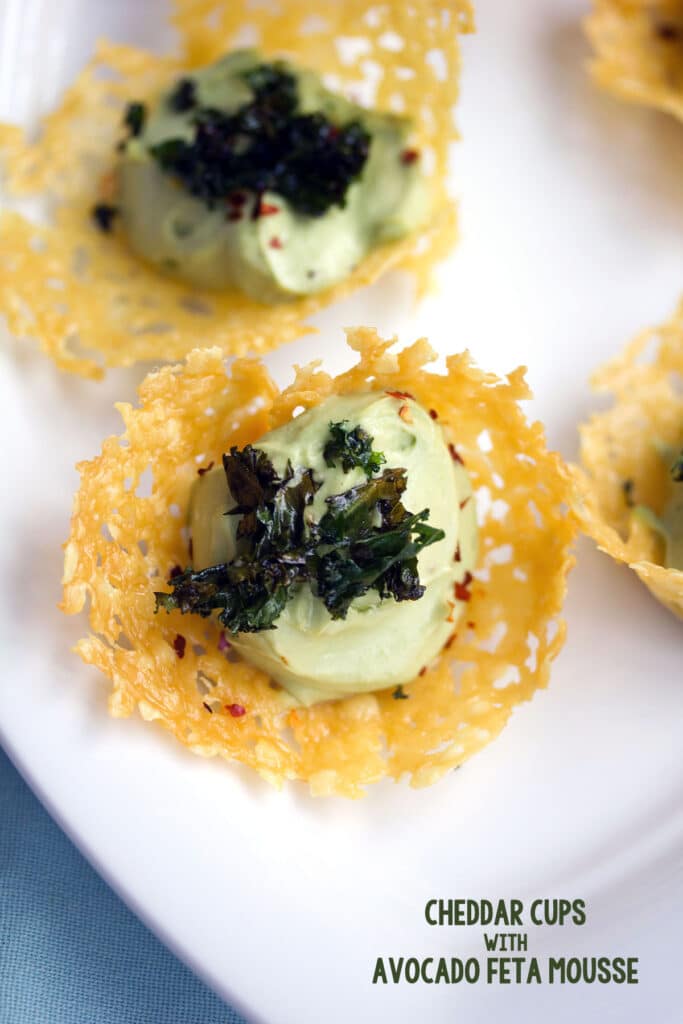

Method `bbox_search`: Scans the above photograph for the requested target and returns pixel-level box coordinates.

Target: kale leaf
[313,468,444,618]
[155,560,294,634]
[323,420,386,479]
[147,61,370,217]
[157,449,318,634]
[155,441,444,633]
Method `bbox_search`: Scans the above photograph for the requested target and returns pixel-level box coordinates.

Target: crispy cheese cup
[574,301,683,619]
[62,327,576,797]
[585,0,683,120]
[0,0,473,379]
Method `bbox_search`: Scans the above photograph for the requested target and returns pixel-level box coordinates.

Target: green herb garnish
[146,61,370,217]
[323,420,386,479]
[155,442,444,633]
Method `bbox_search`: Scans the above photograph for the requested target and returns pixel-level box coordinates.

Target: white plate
[2,1,682,1022]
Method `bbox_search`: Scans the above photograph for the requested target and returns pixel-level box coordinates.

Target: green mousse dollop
[188,392,477,706]
[117,49,430,302]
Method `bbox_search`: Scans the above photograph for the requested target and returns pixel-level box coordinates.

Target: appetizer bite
[585,0,683,121]
[62,327,576,797]
[113,50,430,302]
[0,0,473,378]
[574,301,683,618]
[159,390,477,706]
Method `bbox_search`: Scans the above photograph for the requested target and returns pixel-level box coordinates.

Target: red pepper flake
[429,408,439,420]
[398,404,413,424]
[467,621,475,629]
[400,148,419,165]
[454,571,473,602]
[269,236,283,249]
[386,389,414,400]
[448,443,464,464]
[444,633,456,650]
[197,460,214,476]
[170,564,182,579]
[418,666,427,677]
[227,703,246,718]
[173,634,186,658]
[446,600,456,623]
[202,701,213,714]
[269,680,282,691]
[260,201,280,216]
[217,632,230,652]
[459,496,471,510]
[453,542,461,563]
[188,538,193,560]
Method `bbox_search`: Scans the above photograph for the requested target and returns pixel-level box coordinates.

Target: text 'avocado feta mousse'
[97,50,430,302]
[155,391,477,706]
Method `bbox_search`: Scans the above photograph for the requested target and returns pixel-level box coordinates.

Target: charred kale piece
[312,468,443,618]
[323,420,386,479]
[147,61,370,217]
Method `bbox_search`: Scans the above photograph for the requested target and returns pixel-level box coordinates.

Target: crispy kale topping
[313,467,442,617]
[144,61,370,217]
[323,420,386,479]
[155,436,443,633]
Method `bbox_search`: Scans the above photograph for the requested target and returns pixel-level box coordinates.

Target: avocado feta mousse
[61,327,575,796]
[155,392,477,706]
[632,446,683,572]
[98,50,430,303]
[575,302,683,620]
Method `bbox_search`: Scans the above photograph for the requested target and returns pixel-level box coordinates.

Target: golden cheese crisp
[585,0,683,120]
[574,301,683,619]
[61,327,577,797]
[0,0,473,379]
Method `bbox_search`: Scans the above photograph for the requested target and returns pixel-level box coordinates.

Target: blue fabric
[0,745,249,1024]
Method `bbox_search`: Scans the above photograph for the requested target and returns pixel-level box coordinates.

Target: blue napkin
[0,745,249,1024]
